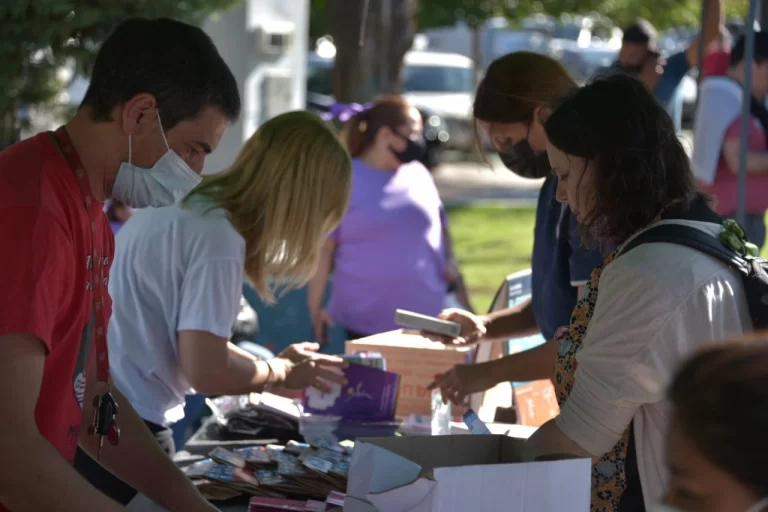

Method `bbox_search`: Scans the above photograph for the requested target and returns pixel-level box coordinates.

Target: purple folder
[302,363,400,421]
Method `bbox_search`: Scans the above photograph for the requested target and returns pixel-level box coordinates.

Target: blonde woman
[78,111,352,503]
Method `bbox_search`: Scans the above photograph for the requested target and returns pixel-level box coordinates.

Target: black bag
[621,224,768,329]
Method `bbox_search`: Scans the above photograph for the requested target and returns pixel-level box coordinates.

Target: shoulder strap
[620,224,749,274]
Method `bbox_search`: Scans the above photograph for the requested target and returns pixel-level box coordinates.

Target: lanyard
[50,127,111,386]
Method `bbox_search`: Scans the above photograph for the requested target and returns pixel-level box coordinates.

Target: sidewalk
[432,157,543,206]
[433,131,693,206]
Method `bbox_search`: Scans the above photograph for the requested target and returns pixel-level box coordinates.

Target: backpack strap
[620,224,750,275]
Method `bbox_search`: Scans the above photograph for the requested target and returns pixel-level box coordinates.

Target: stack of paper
[183,441,352,502]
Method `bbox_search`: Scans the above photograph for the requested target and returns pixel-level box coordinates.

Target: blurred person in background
[76,111,352,504]
[660,339,768,512]
[437,74,751,509]
[693,32,768,250]
[428,52,604,394]
[612,0,722,131]
[703,25,733,77]
[309,96,464,341]
[104,199,133,234]
[0,17,240,512]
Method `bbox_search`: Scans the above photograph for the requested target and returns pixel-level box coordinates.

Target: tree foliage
[0,0,240,147]
[417,0,750,32]
[417,0,518,30]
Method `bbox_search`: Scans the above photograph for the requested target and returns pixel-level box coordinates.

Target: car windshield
[403,65,474,93]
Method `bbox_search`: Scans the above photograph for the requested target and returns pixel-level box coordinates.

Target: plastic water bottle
[431,388,451,436]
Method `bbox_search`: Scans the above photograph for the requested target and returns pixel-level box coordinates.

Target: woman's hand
[310,309,334,345]
[278,341,342,365]
[269,356,348,393]
[420,308,487,345]
[427,362,499,406]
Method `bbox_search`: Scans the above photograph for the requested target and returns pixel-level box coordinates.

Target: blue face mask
[653,497,768,512]
[112,110,202,208]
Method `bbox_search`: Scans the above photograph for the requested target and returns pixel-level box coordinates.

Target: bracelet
[263,359,276,392]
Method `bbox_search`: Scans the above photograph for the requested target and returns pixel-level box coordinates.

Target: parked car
[401,50,475,154]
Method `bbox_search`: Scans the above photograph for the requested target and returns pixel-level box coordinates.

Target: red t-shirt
[700,116,768,215]
[0,133,113,467]
[703,50,730,77]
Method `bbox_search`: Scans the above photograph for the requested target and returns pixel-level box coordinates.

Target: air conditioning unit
[256,21,295,55]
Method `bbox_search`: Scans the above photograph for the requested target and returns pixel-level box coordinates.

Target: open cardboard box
[345,434,590,511]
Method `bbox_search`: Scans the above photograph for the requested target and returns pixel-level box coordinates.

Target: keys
[88,392,120,459]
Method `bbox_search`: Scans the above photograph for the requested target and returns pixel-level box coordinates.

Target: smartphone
[463,409,492,435]
[395,309,462,337]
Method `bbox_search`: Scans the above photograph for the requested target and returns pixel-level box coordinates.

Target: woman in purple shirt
[309,96,454,340]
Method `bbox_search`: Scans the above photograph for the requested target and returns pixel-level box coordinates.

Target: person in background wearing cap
[0,18,240,512]
[614,0,723,132]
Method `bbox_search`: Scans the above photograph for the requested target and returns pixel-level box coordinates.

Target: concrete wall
[203,0,309,174]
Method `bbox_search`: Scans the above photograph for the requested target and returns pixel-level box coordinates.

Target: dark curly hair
[669,336,768,498]
[543,73,697,245]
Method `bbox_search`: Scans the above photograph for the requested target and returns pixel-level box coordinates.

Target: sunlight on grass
[448,207,768,314]
[446,204,536,313]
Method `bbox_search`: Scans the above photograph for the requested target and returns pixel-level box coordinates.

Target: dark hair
[544,73,696,245]
[343,95,411,157]
[472,52,576,150]
[669,337,768,498]
[474,52,577,124]
[730,31,768,67]
[622,18,658,51]
[80,17,241,130]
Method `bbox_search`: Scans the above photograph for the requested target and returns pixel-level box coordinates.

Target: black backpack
[620,224,768,329]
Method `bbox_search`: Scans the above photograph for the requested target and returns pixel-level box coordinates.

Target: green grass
[447,205,768,314]
[446,205,536,313]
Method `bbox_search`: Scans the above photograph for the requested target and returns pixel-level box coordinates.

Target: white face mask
[653,497,768,512]
[112,110,203,208]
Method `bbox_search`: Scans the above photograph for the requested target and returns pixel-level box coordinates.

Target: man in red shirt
[0,18,240,511]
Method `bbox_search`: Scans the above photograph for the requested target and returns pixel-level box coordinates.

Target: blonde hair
[184,110,352,303]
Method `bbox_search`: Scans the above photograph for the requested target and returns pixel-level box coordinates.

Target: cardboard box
[346,331,472,418]
[345,435,591,511]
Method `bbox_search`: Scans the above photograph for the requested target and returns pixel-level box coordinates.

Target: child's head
[186,110,352,302]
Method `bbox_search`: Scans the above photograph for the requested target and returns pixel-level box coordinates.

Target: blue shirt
[654,51,691,132]
[530,177,605,340]
[604,51,691,132]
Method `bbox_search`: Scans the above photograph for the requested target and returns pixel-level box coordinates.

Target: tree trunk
[383,0,415,94]
[327,0,414,102]
[470,24,482,88]
[327,0,367,102]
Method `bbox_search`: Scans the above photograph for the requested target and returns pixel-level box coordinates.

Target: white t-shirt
[108,200,245,426]
[555,219,752,505]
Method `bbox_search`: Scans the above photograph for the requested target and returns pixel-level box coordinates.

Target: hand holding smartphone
[395,309,462,337]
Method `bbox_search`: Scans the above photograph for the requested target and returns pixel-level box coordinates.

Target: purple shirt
[328,158,447,335]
